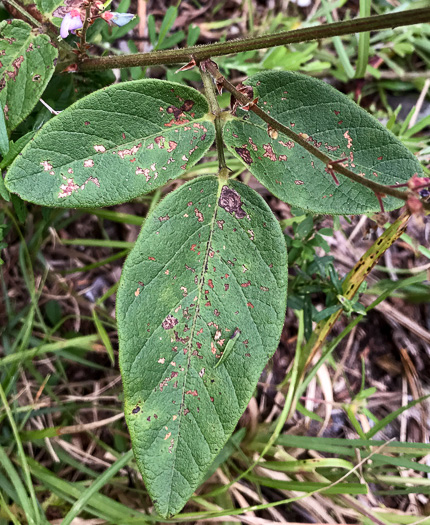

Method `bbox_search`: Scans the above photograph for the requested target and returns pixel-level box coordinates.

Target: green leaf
[36,0,63,18]
[5,80,215,207]
[0,101,9,156]
[0,20,58,133]
[223,71,424,214]
[117,175,288,517]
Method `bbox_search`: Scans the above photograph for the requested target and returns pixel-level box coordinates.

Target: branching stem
[199,64,228,173]
[63,7,430,71]
[203,60,430,212]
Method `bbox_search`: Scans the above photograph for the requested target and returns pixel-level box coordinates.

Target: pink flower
[101,11,135,26]
[60,9,83,38]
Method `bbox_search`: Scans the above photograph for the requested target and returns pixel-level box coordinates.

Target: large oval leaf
[0,19,58,133]
[223,71,424,214]
[117,175,287,517]
[5,80,215,207]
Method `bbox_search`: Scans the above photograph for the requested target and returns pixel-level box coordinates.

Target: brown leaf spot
[194,208,204,222]
[279,140,295,149]
[248,137,258,151]
[4,55,24,82]
[132,406,140,414]
[263,144,277,161]
[58,178,79,198]
[135,167,151,181]
[84,159,94,168]
[235,146,253,165]
[158,214,169,221]
[40,161,53,171]
[344,130,353,149]
[219,186,246,219]
[117,143,142,159]
[167,140,177,153]
[155,136,165,148]
[186,390,198,396]
[180,100,195,112]
[93,145,106,153]
[162,315,178,330]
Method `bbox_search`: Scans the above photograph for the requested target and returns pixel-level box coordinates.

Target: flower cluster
[54,0,134,39]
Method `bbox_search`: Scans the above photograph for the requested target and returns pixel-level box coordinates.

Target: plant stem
[204,60,430,212]
[199,65,228,172]
[70,7,430,71]
[79,1,93,57]
[3,0,41,28]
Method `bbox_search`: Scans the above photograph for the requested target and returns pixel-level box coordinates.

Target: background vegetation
[1,0,430,523]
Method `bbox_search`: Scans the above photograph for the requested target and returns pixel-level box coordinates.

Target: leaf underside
[0,19,58,133]
[5,80,215,207]
[223,71,424,215]
[117,175,288,517]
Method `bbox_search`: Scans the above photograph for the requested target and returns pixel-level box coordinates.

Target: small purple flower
[60,10,83,39]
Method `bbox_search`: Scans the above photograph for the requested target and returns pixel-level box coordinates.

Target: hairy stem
[65,7,430,71]
[199,65,228,172]
[203,60,430,212]
[78,1,93,56]
[3,0,41,28]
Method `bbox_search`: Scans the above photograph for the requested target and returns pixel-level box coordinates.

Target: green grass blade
[0,446,33,522]
[0,334,99,367]
[366,394,430,439]
[355,0,371,77]
[0,385,42,525]
[60,450,135,525]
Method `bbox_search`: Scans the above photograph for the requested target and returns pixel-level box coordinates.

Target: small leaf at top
[117,175,287,517]
[5,80,215,207]
[223,71,424,214]
[0,20,58,133]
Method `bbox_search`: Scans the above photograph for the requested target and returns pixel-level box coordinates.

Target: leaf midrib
[9,116,214,183]
[165,176,224,511]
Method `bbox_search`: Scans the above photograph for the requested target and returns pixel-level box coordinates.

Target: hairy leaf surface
[223,71,423,214]
[117,175,287,517]
[36,0,64,17]
[0,20,58,133]
[5,80,215,207]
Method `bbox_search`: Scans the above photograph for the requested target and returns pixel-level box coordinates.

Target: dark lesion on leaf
[166,100,195,119]
[219,186,247,219]
[132,405,141,414]
[235,146,253,166]
[162,314,178,330]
